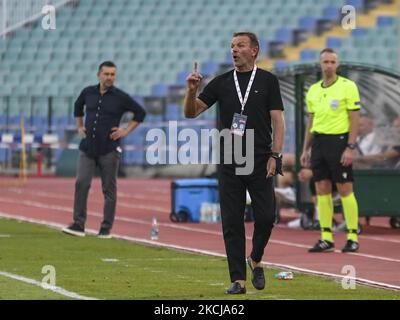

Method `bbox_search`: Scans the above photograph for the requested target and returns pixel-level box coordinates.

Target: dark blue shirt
[74,84,146,157]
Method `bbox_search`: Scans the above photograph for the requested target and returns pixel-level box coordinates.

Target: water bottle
[211,203,221,223]
[200,202,212,223]
[151,216,159,240]
[210,204,217,223]
[274,271,294,280]
[200,203,207,222]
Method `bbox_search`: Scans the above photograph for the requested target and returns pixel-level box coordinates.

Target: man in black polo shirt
[184,32,285,294]
[62,61,146,239]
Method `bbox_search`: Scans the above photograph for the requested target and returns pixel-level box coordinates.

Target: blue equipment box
[170,178,219,222]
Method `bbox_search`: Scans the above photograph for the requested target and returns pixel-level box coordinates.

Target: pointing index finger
[193,62,198,73]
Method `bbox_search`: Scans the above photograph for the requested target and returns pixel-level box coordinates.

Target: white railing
[0,0,77,38]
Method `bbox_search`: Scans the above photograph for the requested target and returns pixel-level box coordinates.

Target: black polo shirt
[74,84,146,157]
[198,68,284,157]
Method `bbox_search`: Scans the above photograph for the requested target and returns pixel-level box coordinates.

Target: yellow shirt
[306,76,361,134]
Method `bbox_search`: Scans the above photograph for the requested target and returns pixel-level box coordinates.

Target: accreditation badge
[230,113,247,136]
[330,99,339,110]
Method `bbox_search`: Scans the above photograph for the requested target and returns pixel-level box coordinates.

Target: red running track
[0,177,399,290]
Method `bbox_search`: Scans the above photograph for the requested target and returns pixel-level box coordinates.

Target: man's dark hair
[98,61,117,72]
[320,48,337,56]
[233,31,260,55]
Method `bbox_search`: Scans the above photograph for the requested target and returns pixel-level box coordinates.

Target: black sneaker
[341,240,359,253]
[225,282,246,294]
[98,228,112,239]
[311,220,320,230]
[246,256,265,290]
[62,223,85,237]
[308,240,335,253]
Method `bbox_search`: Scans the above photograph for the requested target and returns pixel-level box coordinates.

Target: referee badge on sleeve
[330,99,339,110]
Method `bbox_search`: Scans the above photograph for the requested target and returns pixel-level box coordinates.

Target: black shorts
[310,133,354,183]
[309,177,337,196]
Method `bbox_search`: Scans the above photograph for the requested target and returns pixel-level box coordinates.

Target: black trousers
[218,155,276,282]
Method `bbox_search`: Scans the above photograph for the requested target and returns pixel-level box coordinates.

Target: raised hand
[186,62,203,91]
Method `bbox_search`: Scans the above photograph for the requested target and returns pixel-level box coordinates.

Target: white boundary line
[1,196,400,264]
[0,270,98,300]
[5,188,400,244]
[1,213,399,292]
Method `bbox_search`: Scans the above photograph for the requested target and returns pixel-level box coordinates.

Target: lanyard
[233,65,257,114]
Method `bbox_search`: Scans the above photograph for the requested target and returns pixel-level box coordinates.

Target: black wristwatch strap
[271,152,282,159]
[347,143,356,150]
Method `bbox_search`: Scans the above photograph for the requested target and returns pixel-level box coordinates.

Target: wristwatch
[271,152,282,159]
[347,143,356,150]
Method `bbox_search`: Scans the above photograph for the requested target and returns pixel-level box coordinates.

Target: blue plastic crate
[171,178,219,222]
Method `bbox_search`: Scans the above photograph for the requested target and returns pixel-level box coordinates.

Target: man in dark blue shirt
[62,61,146,238]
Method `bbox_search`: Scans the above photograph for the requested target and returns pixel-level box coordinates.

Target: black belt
[313,132,348,137]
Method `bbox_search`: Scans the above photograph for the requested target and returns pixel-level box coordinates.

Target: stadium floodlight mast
[145,121,255,175]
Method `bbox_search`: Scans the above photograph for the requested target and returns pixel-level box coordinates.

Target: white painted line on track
[1,197,400,264]
[4,189,400,244]
[1,213,399,292]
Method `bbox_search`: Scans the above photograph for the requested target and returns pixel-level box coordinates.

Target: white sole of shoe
[97,234,112,239]
[62,227,85,237]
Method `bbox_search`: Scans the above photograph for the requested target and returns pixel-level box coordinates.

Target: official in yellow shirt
[301,48,361,253]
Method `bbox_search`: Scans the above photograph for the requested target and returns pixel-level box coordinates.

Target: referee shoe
[308,240,335,253]
[341,240,359,253]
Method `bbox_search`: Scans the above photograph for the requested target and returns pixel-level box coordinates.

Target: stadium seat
[274,60,290,70]
[1,0,398,125]
[151,83,169,97]
[200,60,219,77]
[300,49,318,61]
[322,5,340,21]
[377,16,394,27]
[346,0,365,11]
[275,28,293,45]
[298,16,317,32]
[351,28,367,37]
[326,37,342,49]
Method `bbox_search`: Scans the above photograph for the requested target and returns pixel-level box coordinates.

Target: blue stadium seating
[322,5,341,21]
[1,0,398,167]
[326,37,342,48]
